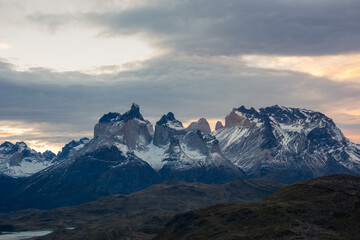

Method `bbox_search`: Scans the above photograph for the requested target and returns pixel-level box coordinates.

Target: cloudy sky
[1,0,360,152]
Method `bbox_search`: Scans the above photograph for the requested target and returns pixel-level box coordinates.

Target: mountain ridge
[1,104,360,212]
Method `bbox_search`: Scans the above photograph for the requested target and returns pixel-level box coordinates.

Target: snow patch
[134,143,167,170]
[278,123,303,133]
[214,126,251,149]
[166,121,185,130]
[3,158,52,178]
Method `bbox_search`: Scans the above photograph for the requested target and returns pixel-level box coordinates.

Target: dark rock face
[56,137,90,161]
[153,112,186,146]
[99,112,121,123]
[94,106,151,151]
[187,118,211,133]
[225,108,255,128]
[42,151,56,161]
[121,103,144,122]
[0,141,18,154]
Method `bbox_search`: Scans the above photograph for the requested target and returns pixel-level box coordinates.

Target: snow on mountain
[56,137,90,161]
[153,113,245,182]
[2,103,360,211]
[0,141,55,178]
[0,104,245,212]
[213,105,360,183]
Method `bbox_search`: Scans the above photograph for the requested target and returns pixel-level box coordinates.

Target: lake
[0,230,53,240]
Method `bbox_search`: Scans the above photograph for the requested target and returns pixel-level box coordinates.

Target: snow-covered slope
[0,141,55,178]
[152,113,244,183]
[55,137,90,161]
[213,105,360,183]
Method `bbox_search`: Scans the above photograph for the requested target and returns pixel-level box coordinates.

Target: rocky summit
[213,105,360,183]
[187,118,211,133]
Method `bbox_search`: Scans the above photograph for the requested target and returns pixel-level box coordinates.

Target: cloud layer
[1,54,360,148]
[1,0,360,150]
[75,0,360,56]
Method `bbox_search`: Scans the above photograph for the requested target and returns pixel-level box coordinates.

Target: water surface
[0,230,53,240]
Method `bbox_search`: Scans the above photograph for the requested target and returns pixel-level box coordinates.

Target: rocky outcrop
[225,108,255,128]
[94,103,152,151]
[187,118,211,133]
[215,121,224,130]
[153,112,186,146]
[56,137,90,161]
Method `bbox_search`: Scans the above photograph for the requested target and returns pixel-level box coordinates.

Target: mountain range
[0,103,360,212]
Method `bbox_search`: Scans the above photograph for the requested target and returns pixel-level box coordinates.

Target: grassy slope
[0,178,282,240]
[156,174,360,240]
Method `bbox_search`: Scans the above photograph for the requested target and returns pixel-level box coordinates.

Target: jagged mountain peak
[0,141,16,153]
[157,112,182,127]
[94,104,150,146]
[154,112,185,146]
[15,141,28,148]
[259,105,335,129]
[226,105,336,132]
[99,112,122,123]
[187,118,211,133]
[215,121,224,130]
[237,105,259,115]
[225,107,259,128]
[121,103,144,122]
[98,103,144,124]
[56,137,90,161]
[0,141,30,154]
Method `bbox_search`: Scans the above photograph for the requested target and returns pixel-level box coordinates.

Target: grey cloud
[80,0,360,56]
[28,14,78,33]
[1,54,360,138]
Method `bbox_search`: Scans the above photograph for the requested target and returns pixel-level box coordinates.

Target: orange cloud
[241,54,360,82]
[0,42,10,49]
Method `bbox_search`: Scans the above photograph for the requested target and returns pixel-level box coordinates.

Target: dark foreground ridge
[156,174,360,240]
[0,178,282,240]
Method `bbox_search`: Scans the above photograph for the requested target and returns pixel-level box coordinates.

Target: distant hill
[156,174,360,240]
[0,178,282,240]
